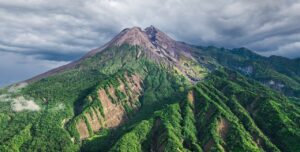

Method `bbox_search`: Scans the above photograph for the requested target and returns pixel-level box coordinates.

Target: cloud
[260,41,300,58]
[0,51,68,87]
[8,82,28,93]
[0,0,300,86]
[11,96,40,112]
[1,0,300,58]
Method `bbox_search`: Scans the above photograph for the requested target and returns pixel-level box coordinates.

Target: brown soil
[118,73,143,110]
[75,73,143,139]
[187,90,195,105]
[131,74,142,92]
[108,85,118,101]
[76,118,89,140]
[98,89,127,128]
[118,79,127,95]
[94,107,101,117]
[84,110,101,132]
[126,73,143,102]
[94,107,105,126]
[217,118,230,140]
[124,73,142,93]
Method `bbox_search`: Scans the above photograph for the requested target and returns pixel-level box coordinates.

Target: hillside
[0,26,299,152]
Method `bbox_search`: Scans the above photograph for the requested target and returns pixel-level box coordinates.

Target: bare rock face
[87,25,193,63]
[98,88,127,128]
[146,26,194,59]
[83,27,156,58]
[145,26,191,59]
[113,27,154,48]
[74,73,143,140]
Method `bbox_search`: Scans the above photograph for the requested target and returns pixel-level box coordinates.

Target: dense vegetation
[87,68,299,152]
[193,46,300,100]
[0,43,299,152]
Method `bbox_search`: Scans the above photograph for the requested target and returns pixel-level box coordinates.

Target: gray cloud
[0,0,300,87]
[0,51,68,87]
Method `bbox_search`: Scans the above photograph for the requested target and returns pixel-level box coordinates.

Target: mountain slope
[192,46,300,100]
[0,26,299,152]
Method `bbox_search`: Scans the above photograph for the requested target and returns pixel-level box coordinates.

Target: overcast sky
[1,0,300,87]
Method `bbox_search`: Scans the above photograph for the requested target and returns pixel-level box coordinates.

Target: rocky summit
[0,26,299,152]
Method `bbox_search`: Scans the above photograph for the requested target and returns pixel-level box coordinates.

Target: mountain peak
[25,26,193,83]
[114,26,176,49]
[82,26,153,58]
[108,26,191,62]
[144,25,159,41]
[86,26,192,60]
[112,26,153,47]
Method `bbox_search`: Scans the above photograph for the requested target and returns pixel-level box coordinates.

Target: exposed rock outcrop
[98,88,127,128]
[73,73,143,140]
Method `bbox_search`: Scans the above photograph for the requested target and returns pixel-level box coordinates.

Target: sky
[0,0,300,87]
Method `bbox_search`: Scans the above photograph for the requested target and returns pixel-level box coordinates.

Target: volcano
[0,26,299,152]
